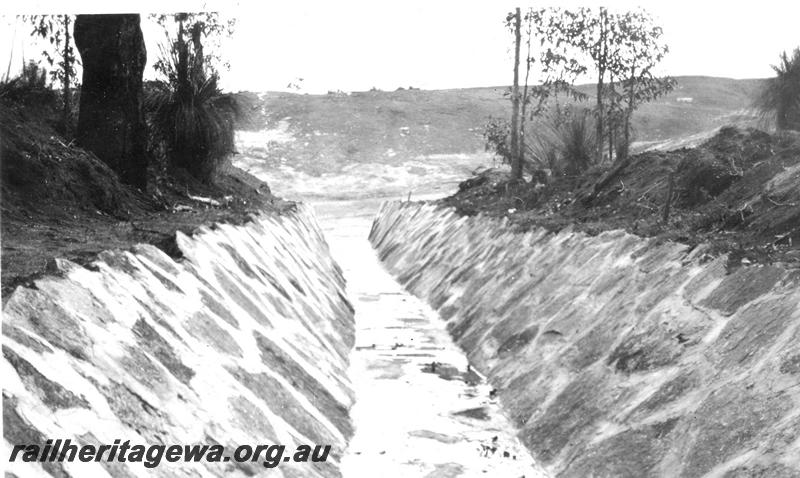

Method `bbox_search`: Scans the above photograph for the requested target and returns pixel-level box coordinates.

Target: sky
[1,0,799,93]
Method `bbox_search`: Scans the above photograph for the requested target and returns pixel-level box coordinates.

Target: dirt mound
[1,100,146,218]
[442,126,800,268]
[674,127,775,207]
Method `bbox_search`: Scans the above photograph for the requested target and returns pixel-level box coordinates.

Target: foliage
[612,9,676,157]
[485,106,597,177]
[16,60,47,88]
[507,7,673,163]
[517,7,589,117]
[493,6,606,179]
[484,117,513,164]
[555,107,597,175]
[24,15,79,88]
[756,48,800,131]
[502,7,590,180]
[151,12,236,80]
[145,14,241,182]
[0,60,56,106]
[146,76,241,181]
[528,106,597,175]
[23,14,79,137]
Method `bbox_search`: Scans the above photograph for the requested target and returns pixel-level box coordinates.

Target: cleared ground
[234,76,764,202]
[237,77,763,167]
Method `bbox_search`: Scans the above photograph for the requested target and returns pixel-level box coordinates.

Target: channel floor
[313,200,547,478]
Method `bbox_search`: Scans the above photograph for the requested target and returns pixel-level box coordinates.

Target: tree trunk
[177,19,190,104]
[520,14,532,177]
[509,7,522,181]
[607,75,615,163]
[62,15,71,139]
[74,14,148,189]
[595,72,605,164]
[621,65,636,161]
[622,110,631,160]
[190,21,205,85]
[595,7,608,165]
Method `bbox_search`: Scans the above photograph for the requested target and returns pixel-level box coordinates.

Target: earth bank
[4,204,356,477]
[370,200,800,478]
[442,127,800,270]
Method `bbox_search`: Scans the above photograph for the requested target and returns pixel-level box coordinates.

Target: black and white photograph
[1,1,800,476]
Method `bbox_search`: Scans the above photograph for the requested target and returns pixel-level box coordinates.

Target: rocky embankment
[371,201,800,478]
[3,205,355,477]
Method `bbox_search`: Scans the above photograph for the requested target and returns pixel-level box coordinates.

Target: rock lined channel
[312,199,546,478]
[3,206,355,478]
[370,201,800,478]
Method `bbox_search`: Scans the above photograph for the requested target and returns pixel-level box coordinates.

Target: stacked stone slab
[371,201,800,478]
[3,204,355,477]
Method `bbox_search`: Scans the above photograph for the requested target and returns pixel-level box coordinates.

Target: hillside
[236,76,765,169]
[231,76,766,201]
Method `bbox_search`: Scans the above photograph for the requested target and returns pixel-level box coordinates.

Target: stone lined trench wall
[370,201,800,478]
[3,205,355,478]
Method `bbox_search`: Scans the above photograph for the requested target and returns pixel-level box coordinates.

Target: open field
[237,76,765,169]
[233,76,766,200]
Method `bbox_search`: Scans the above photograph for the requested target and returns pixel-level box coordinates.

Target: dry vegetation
[442,126,800,269]
[0,87,290,297]
[235,76,763,175]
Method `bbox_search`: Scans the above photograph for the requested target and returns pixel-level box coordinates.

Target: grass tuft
[145,43,242,183]
[756,47,800,131]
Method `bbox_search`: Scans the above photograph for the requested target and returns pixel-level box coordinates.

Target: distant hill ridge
[236,76,767,173]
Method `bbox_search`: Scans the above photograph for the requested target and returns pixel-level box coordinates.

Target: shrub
[524,123,560,172]
[484,106,597,178]
[19,60,48,88]
[145,22,241,183]
[556,108,596,175]
[0,61,55,106]
[483,117,513,164]
[756,48,800,131]
[146,74,240,182]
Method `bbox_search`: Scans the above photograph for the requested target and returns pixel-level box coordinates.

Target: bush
[145,21,241,183]
[483,117,513,164]
[146,74,240,182]
[484,106,597,178]
[556,108,596,175]
[756,48,800,131]
[0,61,56,107]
